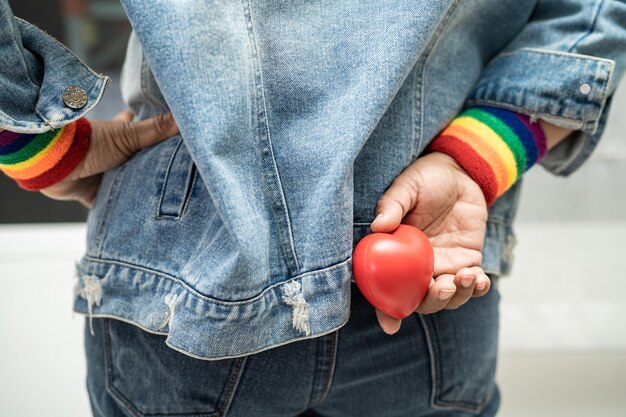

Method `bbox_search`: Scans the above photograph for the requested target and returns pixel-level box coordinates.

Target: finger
[375,309,402,335]
[129,112,180,151]
[472,272,491,298]
[371,173,420,233]
[113,109,135,123]
[75,175,102,208]
[415,275,456,314]
[446,266,482,309]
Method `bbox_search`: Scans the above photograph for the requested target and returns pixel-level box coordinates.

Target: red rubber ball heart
[353,224,434,320]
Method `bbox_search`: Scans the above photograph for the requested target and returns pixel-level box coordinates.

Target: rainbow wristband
[0,118,91,191]
[428,106,547,205]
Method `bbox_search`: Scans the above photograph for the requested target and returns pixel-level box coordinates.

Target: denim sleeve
[0,0,109,134]
[466,0,626,176]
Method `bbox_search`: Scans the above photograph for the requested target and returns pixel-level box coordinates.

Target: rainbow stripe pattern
[428,106,547,205]
[0,118,91,190]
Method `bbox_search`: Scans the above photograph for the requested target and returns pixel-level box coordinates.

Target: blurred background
[0,1,625,416]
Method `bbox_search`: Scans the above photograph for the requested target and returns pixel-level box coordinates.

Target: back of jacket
[2,0,625,359]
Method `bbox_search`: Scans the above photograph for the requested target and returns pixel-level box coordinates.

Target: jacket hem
[74,255,352,360]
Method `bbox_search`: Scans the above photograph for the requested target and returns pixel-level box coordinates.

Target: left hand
[41,110,179,207]
[370,151,490,334]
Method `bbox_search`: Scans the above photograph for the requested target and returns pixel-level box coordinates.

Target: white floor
[1,223,625,417]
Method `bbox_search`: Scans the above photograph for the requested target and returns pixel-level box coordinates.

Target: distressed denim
[85,283,501,417]
[1,0,626,360]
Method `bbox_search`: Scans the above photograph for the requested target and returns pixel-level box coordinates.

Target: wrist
[0,118,91,191]
[539,120,574,149]
[427,106,547,205]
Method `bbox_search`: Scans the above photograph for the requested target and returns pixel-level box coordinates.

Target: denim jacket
[2,0,625,359]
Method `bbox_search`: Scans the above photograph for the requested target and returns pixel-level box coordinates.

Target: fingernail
[438,289,455,300]
[461,275,475,288]
[475,282,487,291]
[372,213,385,226]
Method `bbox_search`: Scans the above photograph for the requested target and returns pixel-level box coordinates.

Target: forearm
[540,120,573,150]
[428,106,580,206]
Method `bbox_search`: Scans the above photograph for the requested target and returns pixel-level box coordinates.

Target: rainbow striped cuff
[428,106,547,205]
[0,118,91,191]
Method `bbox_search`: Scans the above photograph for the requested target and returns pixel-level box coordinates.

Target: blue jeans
[85,283,500,417]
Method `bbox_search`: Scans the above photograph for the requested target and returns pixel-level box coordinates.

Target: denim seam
[308,330,339,407]
[418,314,493,414]
[91,163,129,258]
[0,71,110,133]
[102,318,247,417]
[140,54,167,112]
[156,137,183,219]
[317,330,339,405]
[15,17,108,82]
[471,49,615,132]
[179,164,197,218]
[81,255,351,305]
[10,18,39,91]
[548,60,613,176]
[103,319,144,417]
[215,357,249,417]
[306,334,323,407]
[567,0,605,53]
[177,164,198,220]
[242,0,301,274]
[412,0,464,159]
[14,18,110,129]
[495,47,615,64]
[156,138,198,221]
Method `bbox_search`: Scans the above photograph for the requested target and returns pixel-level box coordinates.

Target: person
[1,0,625,415]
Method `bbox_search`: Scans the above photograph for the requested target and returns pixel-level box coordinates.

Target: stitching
[494,47,614,64]
[242,0,301,273]
[418,314,494,413]
[413,0,465,158]
[216,357,249,417]
[317,331,339,405]
[568,0,606,53]
[10,18,40,90]
[179,164,197,218]
[103,319,144,417]
[103,318,236,417]
[156,138,197,221]
[417,314,441,411]
[306,333,323,406]
[92,162,129,257]
[162,316,349,361]
[156,137,183,219]
[15,18,107,80]
[80,255,351,305]
[464,99,588,126]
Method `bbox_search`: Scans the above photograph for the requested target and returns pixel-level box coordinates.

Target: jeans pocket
[418,284,500,415]
[102,319,247,417]
[156,136,197,220]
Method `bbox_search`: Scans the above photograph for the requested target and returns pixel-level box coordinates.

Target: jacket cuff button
[63,86,88,110]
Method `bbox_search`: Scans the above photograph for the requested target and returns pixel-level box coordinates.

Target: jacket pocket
[156,136,197,220]
[103,318,247,417]
[418,283,500,414]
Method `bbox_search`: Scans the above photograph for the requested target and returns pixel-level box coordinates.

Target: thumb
[375,309,402,334]
[371,174,418,233]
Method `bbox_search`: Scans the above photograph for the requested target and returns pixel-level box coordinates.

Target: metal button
[579,83,591,95]
[63,86,88,110]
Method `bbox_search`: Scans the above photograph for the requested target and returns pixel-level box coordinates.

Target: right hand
[41,110,179,207]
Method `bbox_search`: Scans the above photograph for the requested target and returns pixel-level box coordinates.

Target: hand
[41,111,179,207]
[370,151,490,334]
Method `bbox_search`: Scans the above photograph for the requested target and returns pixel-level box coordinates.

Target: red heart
[353,224,434,319]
